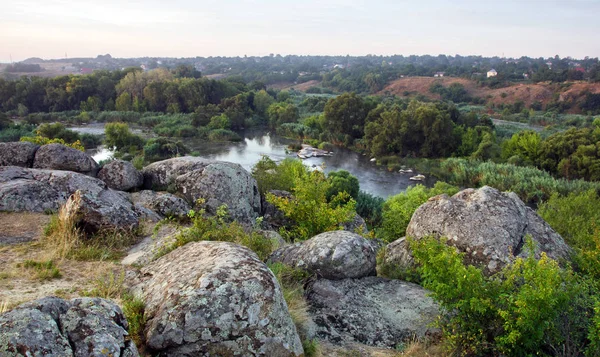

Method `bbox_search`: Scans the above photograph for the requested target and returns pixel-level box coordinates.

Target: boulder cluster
[0,142,572,355]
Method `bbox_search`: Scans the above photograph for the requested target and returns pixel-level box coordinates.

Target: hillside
[381,77,600,113]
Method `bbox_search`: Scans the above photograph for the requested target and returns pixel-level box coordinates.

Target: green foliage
[355,191,384,228]
[158,205,274,261]
[538,190,600,281]
[20,136,85,151]
[207,128,242,142]
[19,260,62,281]
[104,122,145,151]
[121,293,146,347]
[207,113,231,130]
[267,169,356,242]
[324,92,370,139]
[267,102,299,128]
[143,138,189,161]
[379,182,459,243]
[326,170,359,201]
[411,236,599,356]
[251,156,308,195]
[438,158,600,205]
[0,123,34,142]
[430,82,472,103]
[501,130,543,165]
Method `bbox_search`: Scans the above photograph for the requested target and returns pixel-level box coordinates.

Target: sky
[1,0,599,62]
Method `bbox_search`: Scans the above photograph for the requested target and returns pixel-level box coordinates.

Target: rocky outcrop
[268,231,377,280]
[131,241,303,356]
[33,143,99,176]
[98,160,143,191]
[306,277,439,347]
[143,157,261,225]
[342,213,368,234]
[382,237,414,268]
[64,190,139,233]
[0,142,39,168]
[0,296,138,356]
[131,190,191,219]
[121,224,178,266]
[405,186,572,273]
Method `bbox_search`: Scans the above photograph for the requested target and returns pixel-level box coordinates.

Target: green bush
[267,169,356,242]
[104,122,145,152]
[411,236,599,356]
[143,138,189,162]
[438,158,600,205]
[252,156,308,195]
[0,123,35,142]
[378,182,459,243]
[207,129,241,142]
[355,191,384,228]
[326,170,359,201]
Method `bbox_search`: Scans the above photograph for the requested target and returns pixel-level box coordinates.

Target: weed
[18,260,62,281]
[83,269,125,299]
[122,293,146,347]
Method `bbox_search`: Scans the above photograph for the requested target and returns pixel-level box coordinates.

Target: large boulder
[0,166,139,232]
[33,143,99,176]
[98,160,143,191]
[64,190,139,233]
[131,241,303,356]
[0,296,138,357]
[405,186,572,273]
[143,157,261,225]
[268,231,377,280]
[131,190,191,219]
[0,142,39,168]
[306,277,439,347]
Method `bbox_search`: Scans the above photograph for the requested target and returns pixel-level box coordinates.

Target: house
[434,72,445,77]
[523,73,529,79]
[487,69,498,78]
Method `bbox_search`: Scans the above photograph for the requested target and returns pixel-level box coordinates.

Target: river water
[69,125,431,198]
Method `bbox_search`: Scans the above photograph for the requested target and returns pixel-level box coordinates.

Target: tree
[104,122,145,151]
[323,93,369,139]
[253,90,275,116]
[266,102,299,128]
[115,92,132,111]
[327,170,359,201]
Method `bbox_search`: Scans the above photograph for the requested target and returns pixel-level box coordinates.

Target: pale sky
[1,0,599,62]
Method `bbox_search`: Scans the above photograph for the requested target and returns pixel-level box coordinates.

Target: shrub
[20,136,85,151]
[121,293,146,347]
[379,182,459,243]
[355,191,384,228]
[157,205,275,261]
[207,128,242,142]
[326,170,359,201]
[267,169,356,242]
[411,236,599,356]
[252,156,308,195]
[104,122,145,151]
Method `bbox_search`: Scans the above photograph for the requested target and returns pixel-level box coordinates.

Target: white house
[487,69,498,78]
[434,72,445,77]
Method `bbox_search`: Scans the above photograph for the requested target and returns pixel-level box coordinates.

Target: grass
[121,293,147,347]
[268,262,318,355]
[83,269,126,299]
[18,259,61,281]
[0,300,9,314]
[43,205,143,261]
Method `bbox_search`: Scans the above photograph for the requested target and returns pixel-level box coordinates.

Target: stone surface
[382,237,414,268]
[0,142,39,168]
[121,224,178,266]
[342,213,368,234]
[33,144,99,176]
[0,166,117,213]
[98,160,143,191]
[268,230,377,280]
[131,241,303,356]
[131,190,191,219]
[64,189,138,233]
[142,157,261,225]
[405,186,572,273]
[0,296,138,357]
[306,277,439,348]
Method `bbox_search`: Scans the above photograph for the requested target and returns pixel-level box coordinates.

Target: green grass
[18,260,61,281]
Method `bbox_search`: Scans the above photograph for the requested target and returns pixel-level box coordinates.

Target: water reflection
[80,126,432,198]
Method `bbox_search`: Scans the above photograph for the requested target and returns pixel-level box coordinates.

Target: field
[381,76,600,112]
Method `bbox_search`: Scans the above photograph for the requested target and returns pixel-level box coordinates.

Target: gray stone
[98,160,143,191]
[131,241,303,356]
[268,230,377,280]
[306,277,439,348]
[256,230,287,250]
[405,186,572,274]
[131,190,191,219]
[0,297,138,357]
[342,213,368,234]
[33,144,99,176]
[382,237,414,268]
[64,189,138,233]
[121,224,178,266]
[142,157,261,225]
[0,142,39,168]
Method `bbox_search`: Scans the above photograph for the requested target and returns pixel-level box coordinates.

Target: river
[69,125,432,198]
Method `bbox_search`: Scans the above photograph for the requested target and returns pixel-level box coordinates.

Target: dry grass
[399,341,446,357]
